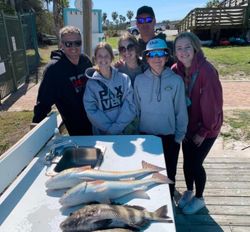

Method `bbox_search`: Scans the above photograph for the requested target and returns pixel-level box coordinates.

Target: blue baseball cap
[143,38,169,58]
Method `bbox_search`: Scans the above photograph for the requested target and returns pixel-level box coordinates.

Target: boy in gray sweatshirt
[134,38,188,198]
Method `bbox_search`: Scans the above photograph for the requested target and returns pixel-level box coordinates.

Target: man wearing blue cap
[134,38,188,200]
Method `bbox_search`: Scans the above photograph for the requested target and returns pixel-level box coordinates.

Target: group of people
[32,6,223,215]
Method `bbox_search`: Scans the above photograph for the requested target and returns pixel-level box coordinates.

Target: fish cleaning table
[0,133,176,231]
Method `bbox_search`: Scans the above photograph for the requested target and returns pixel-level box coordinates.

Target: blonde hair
[59,26,81,41]
[173,32,203,55]
[94,42,114,60]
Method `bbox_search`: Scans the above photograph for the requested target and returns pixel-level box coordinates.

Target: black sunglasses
[118,44,136,53]
[62,40,82,48]
[136,17,153,24]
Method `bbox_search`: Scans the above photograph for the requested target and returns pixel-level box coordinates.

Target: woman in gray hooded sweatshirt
[134,38,188,199]
[84,42,136,135]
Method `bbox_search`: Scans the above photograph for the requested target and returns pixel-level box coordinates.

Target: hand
[183,136,189,144]
[192,134,205,147]
[114,59,125,68]
[30,123,38,130]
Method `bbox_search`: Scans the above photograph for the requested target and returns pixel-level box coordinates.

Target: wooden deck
[174,139,250,232]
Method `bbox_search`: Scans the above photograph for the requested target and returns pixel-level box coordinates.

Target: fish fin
[94,219,113,228]
[154,204,172,222]
[151,173,174,184]
[118,190,150,202]
[125,204,145,211]
[155,204,168,217]
[128,220,150,230]
[99,197,111,204]
[142,160,165,172]
[129,189,150,199]
[76,165,92,171]
[89,180,106,186]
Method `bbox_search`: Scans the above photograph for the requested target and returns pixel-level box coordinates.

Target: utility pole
[82,0,92,58]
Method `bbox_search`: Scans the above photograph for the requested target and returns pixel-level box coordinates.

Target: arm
[198,66,223,138]
[83,80,113,133]
[133,78,141,118]
[174,77,188,143]
[32,67,56,123]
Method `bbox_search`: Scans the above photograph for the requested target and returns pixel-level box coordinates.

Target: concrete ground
[1,80,250,111]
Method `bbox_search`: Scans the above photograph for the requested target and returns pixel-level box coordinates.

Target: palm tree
[126,10,134,24]
[119,14,124,24]
[111,11,118,23]
[102,12,107,25]
[121,16,126,24]
[111,11,118,29]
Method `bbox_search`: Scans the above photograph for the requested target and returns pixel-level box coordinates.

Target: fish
[59,173,173,207]
[60,203,173,231]
[45,161,165,190]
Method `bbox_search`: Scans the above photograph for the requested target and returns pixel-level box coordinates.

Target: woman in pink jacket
[172,32,223,214]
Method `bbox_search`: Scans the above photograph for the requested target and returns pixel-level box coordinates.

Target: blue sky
[70,0,209,22]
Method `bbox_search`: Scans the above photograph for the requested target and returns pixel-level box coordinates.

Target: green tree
[111,11,118,23]
[126,10,134,23]
[206,0,220,7]
[0,0,15,14]
[52,0,69,37]
[36,10,55,34]
[121,16,126,24]
[111,11,118,30]
[119,14,124,24]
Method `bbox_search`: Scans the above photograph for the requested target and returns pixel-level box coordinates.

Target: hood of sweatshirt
[50,49,65,61]
[142,67,179,102]
[144,67,178,80]
[85,67,120,82]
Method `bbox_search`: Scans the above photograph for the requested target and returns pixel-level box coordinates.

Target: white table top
[0,135,176,232]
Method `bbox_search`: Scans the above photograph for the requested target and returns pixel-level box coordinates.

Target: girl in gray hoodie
[84,42,136,135]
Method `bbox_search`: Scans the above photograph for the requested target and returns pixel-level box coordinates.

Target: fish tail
[142,160,165,172]
[153,205,173,223]
[155,205,168,218]
[151,173,174,184]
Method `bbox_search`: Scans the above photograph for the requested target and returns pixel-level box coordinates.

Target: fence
[0,11,40,103]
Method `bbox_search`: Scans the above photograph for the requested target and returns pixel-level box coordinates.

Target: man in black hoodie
[32,26,93,135]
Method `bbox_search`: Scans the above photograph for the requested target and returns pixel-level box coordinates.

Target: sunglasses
[62,40,82,48]
[146,50,168,58]
[136,16,153,24]
[118,44,135,53]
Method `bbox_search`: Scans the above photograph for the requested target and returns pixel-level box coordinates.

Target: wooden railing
[219,0,248,7]
[178,6,247,31]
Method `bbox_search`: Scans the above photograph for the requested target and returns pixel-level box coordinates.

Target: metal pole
[82,0,92,58]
